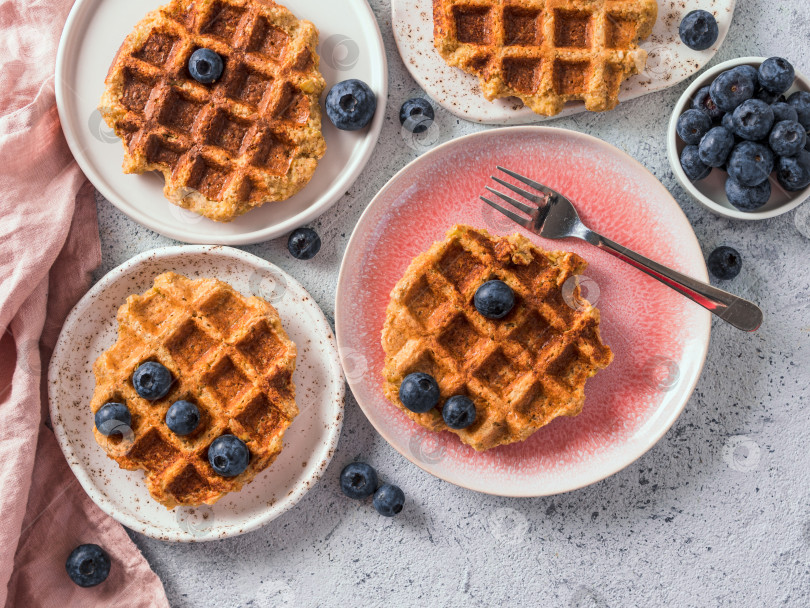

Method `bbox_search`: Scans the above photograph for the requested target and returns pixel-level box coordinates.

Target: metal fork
[481,166,763,332]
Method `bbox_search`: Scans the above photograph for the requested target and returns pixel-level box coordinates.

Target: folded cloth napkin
[0,1,169,605]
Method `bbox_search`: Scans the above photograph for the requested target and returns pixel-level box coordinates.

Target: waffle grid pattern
[382,225,613,451]
[100,0,326,222]
[433,0,658,116]
[91,272,298,509]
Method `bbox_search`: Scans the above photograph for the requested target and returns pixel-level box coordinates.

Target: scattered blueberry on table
[340,462,378,500]
[325,79,376,131]
[474,280,515,319]
[166,400,201,436]
[708,246,743,280]
[399,372,440,413]
[94,402,132,436]
[287,227,321,260]
[132,361,173,400]
[442,395,477,430]
[679,10,719,51]
[373,483,405,517]
[188,48,223,84]
[400,98,434,134]
[66,544,111,588]
[208,435,250,477]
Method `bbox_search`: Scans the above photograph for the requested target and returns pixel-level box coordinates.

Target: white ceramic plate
[668,57,810,220]
[49,246,344,541]
[392,0,736,124]
[335,127,711,496]
[55,0,387,244]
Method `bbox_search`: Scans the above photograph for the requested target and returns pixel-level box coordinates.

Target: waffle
[381,225,613,451]
[90,272,298,509]
[433,0,658,116]
[99,0,326,222]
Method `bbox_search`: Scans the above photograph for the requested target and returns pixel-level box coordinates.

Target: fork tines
[480,166,554,228]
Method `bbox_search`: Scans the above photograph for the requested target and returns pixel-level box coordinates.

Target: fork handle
[586,232,763,332]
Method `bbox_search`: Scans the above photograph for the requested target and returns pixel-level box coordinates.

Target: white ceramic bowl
[668,57,810,220]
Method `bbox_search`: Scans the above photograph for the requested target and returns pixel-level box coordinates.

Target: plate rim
[335,125,712,497]
[391,0,738,125]
[54,0,389,245]
[48,245,345,541]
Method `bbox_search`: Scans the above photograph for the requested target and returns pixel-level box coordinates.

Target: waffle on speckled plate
[90,272,298,509]
[432,0,657,116]
[99,0,326,222]
[381,225,613,451]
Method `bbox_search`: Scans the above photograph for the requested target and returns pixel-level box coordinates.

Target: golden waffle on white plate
[90,272,298,508]
[99,0,326,222]
[433,0,657,116]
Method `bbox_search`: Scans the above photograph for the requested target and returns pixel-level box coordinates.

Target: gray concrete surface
[92,1,810,605]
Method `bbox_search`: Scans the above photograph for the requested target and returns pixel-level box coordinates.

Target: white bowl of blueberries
[668,56,810,219]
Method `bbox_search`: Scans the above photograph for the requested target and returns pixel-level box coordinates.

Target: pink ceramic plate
[335,127,711,496]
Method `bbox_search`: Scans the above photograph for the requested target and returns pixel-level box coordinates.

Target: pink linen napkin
[0,1,169,605]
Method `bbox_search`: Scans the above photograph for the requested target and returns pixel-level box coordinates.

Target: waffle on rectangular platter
[99,0,326,222]
[433,0,658,116]
[382,225,613,452]
[90,272,298,509]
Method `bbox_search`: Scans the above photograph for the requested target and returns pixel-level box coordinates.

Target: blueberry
[474,280,515,319]
[677,109,713,145]
[678,10,718,51]
[733,65,760,89]
[698,126,735,167]
[287,227,321,260]
[730,99,774,141]
[776,151,810,191]
[727,141,774,187]
[400,98,435,134]
[166,400,200,436]
[755,88,781,105]
[132,361,172,400]
[340,462,378,499]
[680,145,711,181]
[758,57,795,95]
[208,435,250,477]
[372,483,405,517]
[771,101,799,124]
[707,246,742,280]
[787,91,810,129]
[442,396,477,430]
[710,69,756,112]
[188,48,223,84]
[692,86,724,120]
[720,111,733,131]
[398,372,440,413]
[325,79,376,131]
[769,120,807,157]
[65,544,111,588]
[94,402,132,437]
[725,176,771,211]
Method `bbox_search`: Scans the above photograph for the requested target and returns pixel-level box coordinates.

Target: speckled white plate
[392,0,736,124]
[55,0,387,244]
[335,127,711,496]
[49,246,344,541]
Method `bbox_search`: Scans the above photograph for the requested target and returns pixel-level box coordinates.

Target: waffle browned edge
[99,0,326,222]
[432,0,658,116]
[90,272,298,509]
[381,224,613,452]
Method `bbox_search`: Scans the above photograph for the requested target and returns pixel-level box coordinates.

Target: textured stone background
[92,1,810,605]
